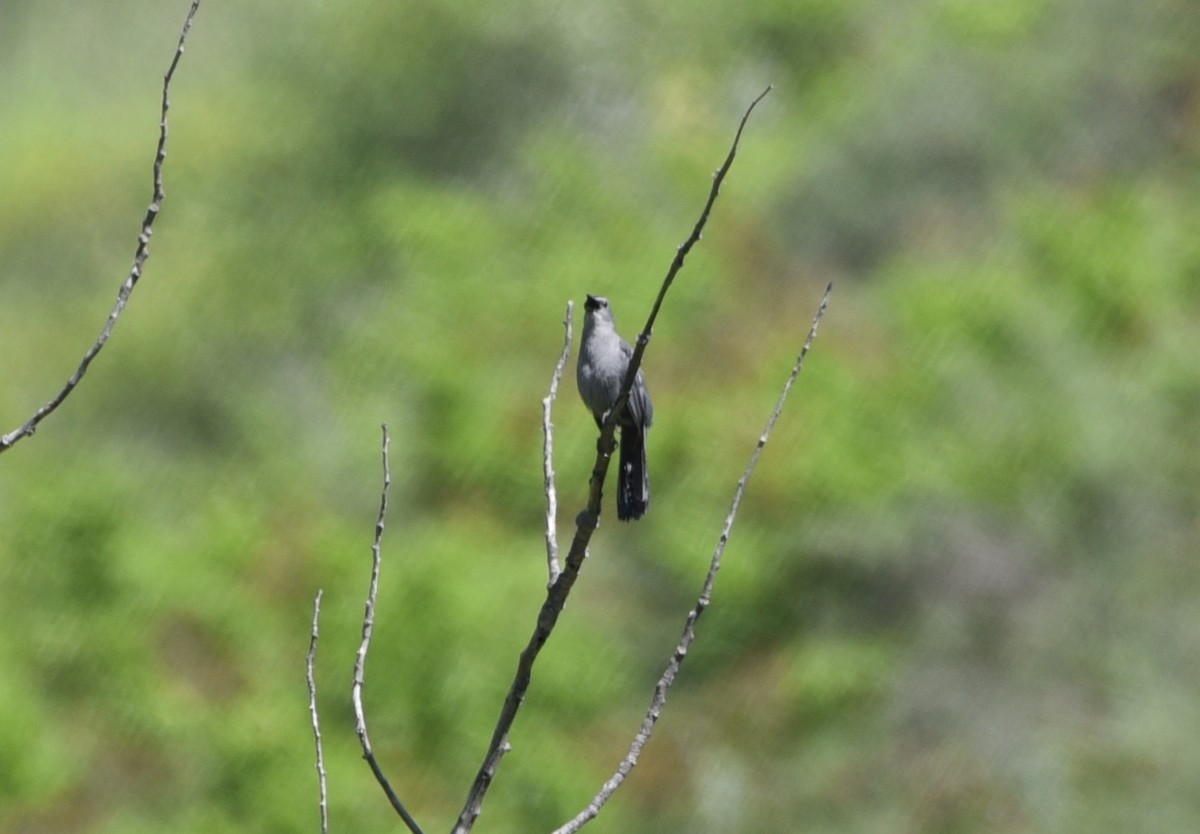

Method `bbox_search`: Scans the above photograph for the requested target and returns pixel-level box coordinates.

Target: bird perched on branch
[577,294,654,521]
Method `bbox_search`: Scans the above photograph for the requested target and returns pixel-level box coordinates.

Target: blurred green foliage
[2,0,1198,831]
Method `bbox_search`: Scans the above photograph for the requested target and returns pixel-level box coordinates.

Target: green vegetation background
[2,0,1198,831]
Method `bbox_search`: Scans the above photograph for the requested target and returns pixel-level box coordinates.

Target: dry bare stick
[306,589,329,834]
[542,301,574,585]
[352,425,426,834]
[451,87,772,834]
[602,85,774,453]
[0,0,202,454]
[553,282,833,834]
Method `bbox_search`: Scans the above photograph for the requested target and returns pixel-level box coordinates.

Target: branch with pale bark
[543,301,574,585]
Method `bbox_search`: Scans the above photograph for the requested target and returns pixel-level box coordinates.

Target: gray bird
[577,294,653,521]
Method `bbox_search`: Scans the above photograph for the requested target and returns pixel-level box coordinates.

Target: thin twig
[601,85,774,451]
[543,301,574,585]
[352,425,425,834]
[554,282,833,834]
[588,85,773,519]
[451,88,772,834]
[307,589,329,834]
[0,0,202,454]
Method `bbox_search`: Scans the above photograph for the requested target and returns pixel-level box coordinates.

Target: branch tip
[0,0,202,454]
[306,589,329,834]
[350,426,425,834]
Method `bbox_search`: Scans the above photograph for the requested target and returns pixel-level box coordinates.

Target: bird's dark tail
[617,426,650,521]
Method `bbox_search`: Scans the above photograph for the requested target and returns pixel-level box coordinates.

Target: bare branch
[451,556,584,834]
[451,88,772,834]
[352,425,425,834]
[554,282,834,834]
[592,85,774,518]
[0,0,202,454]
[307,589,329,834]
[543,301,574,585]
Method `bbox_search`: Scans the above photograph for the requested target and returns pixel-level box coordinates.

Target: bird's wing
[619,339,653,429]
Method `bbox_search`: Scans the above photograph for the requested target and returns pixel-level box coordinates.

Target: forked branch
[553,282,833,833]
[451,86,773,834]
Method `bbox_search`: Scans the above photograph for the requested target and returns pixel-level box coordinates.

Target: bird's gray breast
[578,330,628,416]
